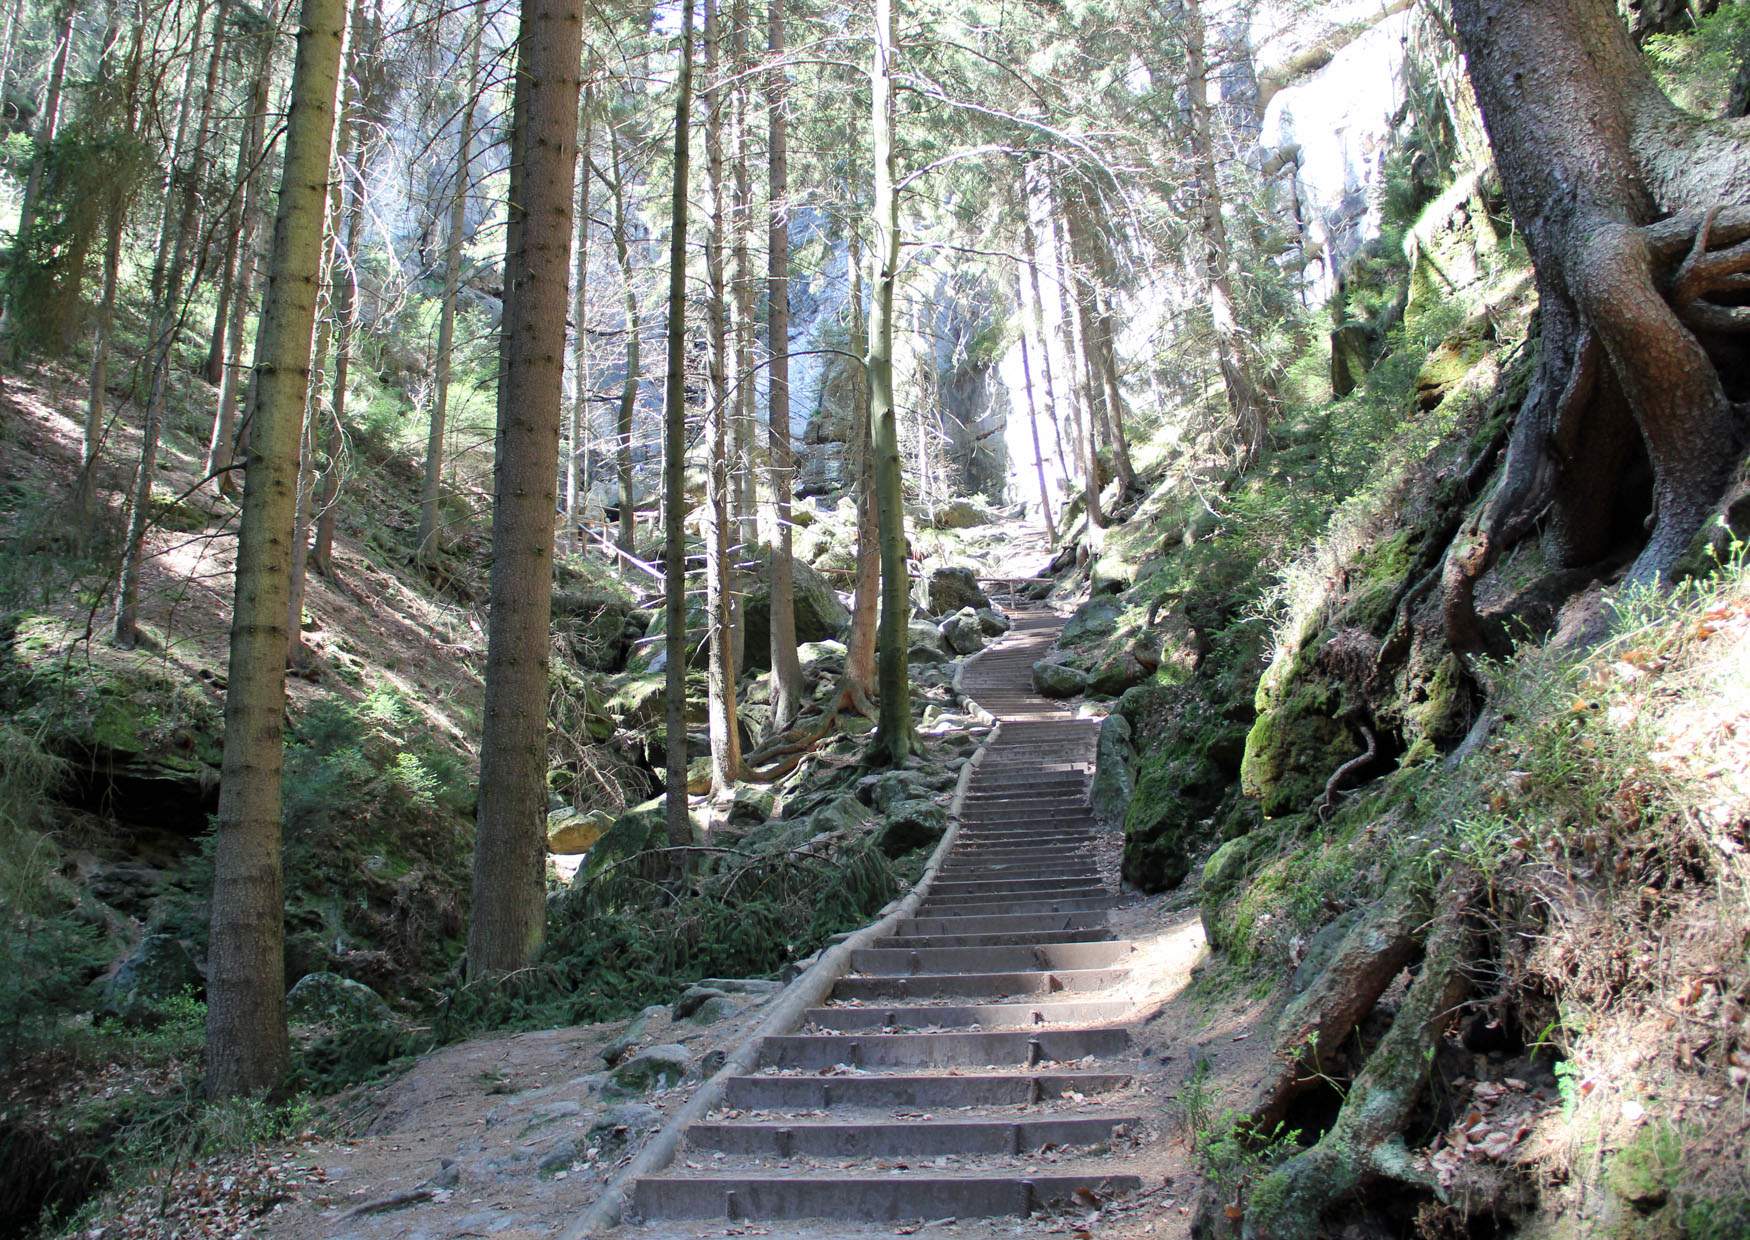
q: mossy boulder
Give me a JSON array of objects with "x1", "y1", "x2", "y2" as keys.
[
  {"x1": 1091, "y1": 714, "x2": 1136, "y2": 831},
  {"x1": 101, "y1": 934, "x2": 200, "y2": 1023},
  {"x1": 552, "y1": 590, "x2": 633, "y2": 671},
  {"x1": 876, "y1": 798, "x2": 948, "y2": 857},
  {"x1": 1122, "y1": 749, "x2": 1226, "y2": 892},
  {"x1": 929, "y1": 498, "x2": 996, "y2": 529},
  {"x1": 547, "y1": 807, "x2": 614, "y2": 854},
  {"x1": 1241, "y1": 643, "x2": 1360, "y2": 818},
  {"x1": 743, "y1": 549, "x2": 851, "y2": 670},
  {"x1": 607, "y1": 1043, "x2": 691, "y2": 1095},
  {"x1": 577, "y1": 796, "x2": 704, "y2": 885},
  {"x1": 939, "y1": 608, "x2": 986, "y2": 655},
  {"x1": 1088, "y1": 650, "x2": 1149, "y2": 697},
  {"x1": 1033, "y1": 660, "x2": 1089, "y2": 699},
  {"x1": 926, "y1": 566, "x2": 990, "y2": 614},
  {"x1": 286, "y1": 972, "x2": 394, "y2": 1026},
  {"x1": 974, "y1": 607, "x2": 1010, "y2": 636},
  {"x1": 1061, "y1": 597, "x2": 1122, "y2": 646}
]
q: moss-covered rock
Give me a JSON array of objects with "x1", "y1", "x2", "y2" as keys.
[
  {"x1": 1240, "y1": 639, "x2": 1360, "y2": 818},
  {"x1": 742, "y1": 549, "x2": 851, "y2": 670},
  {"x1": 1061, "y1": 597, "x2": 1122, "y2": 646},
  {"x1": 877, "y1": 799, "x2": 948, "y2": 857},
  {"x1": 1033, "y1": 660, "x2": 1089, "y2": 698}
]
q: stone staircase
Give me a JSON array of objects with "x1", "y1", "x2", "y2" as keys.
[{"x1": 628, "y1": 611, "x2": 1145, "y2": 1226}]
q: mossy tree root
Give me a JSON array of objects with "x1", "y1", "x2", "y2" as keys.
[
  {"x1": 1240, "y1": 883, "x2": 1476, "y2": 1240},
  {"x1": 1250, "y1": 876, "x2": 1429, "y2": 1134}
]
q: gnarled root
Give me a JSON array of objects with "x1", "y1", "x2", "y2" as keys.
[
  {"x1": 1316, "y1": 724, "x2": 1378, "y2": 821},
  {"x1": 1249, "y1": 877, "x2": 1430, "y2": 1134},
  {"x1": 1240, "y1": 883, "x2": 1476, "y2": 1240}
]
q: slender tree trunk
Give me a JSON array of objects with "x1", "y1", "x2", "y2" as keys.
[
  {"x1": 1185, "y1": 0, "x2": 1270, "y2": 468},
  {"x1": 466, "y1": 0, "x2": 585, "y2": 978},
  {"x1": 1016, "y1": 287, "x2": 1056, "y2": 545},
  {"x1": 702, "y1": 0, "x2": 741, "y2": 788},
  {"x1": 206, "y1": 28, "x2": 275, "y2": 493},
  {"x1": 416, "y1": 0, "x2": 484, "y2": 560},
  {"x1": 662, "y1": 0, "x2": 697, "y2": 848},
  {"x1": 608, "y1": 121, "x2": 641, "y2": 559},
  {"x1": 763, "y1": 0, "x2": 804, "y2": 735},
  {"x1": 204, "y1": 28, "x2": 275, "y2": 387},
  {"x1": 76, "y1": 20, "x2": 145, "y2": 529},
  {"x1": 869, "y1": 0, "x2": 910, "y2": 766},
  {"x1": 843, "y1": 223, "x2": 878, "y2": 699},
  {"x1": 1020, "y1": 204, "x2": 1069, "y2": 478},
  {"x1": 286, "y1": 54, "x2": 351, "y2": 664},
  {"x1": 114, "y1": 0, "x2": 221, "y2": 648},
  {"x1": 5, "y1": 0, "x2": 76, "y2": 341},
  {"x1": 204, "y1": 0, "x2": 347, "y2": 1100},
  {"x1": 567, "y1": 83, "x2": 595, "y2": 534},
  {"x1": 728, "y1": 0, "x2": 756, "y2": 561},
  {"x1": 0, "y1": 0, "x2": 26, "y2": 110},
  {"x1": 1050, "y1": 195, "x2": 1102, "y2": 530}
]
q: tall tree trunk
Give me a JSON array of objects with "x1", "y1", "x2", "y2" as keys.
[
  {"x1": 1020, "y1": 204, "x2": 1069, "y2": 478},
  {"x1": 567, "y1": 82, "x2": 595, "y2": 535},
  {"x1": 764, "y1": 0, "x2": 803, "y2": 735},
  {"x1": 76, "y1": 18, "x2": 145, "y2": 529},
  {"x1": 1051, "y1": 194, "x2": 1102, "y2": 530},
  {"x1": 728, "y1": 0, "x2": 756, "y2": 564},
  {"x1": 1016, "y1": 287, "x2": 1056, "y2": 545},
  {"x1": 204, "y1": 26, "x2": 275, "y2": 387},
  {"x1": 1060, "y1": 195, "x2": 1133, "y2": 500},
  {"x1": 843, "y1": 223, "x2": 878, "y2": 700},
  {"x1": 206, "y1": 26, "x2": 276, "y2": 495},
  {"x1": 204, "y1": 0, "x2": 347, "y2": 1100},
  {"x1": 114, "y1": 0, "x2": 222, "y2": 649},
  {"x1": 1441, "y1": 0, "x2": 1750, "y2": 624},
  {"x1": 1185, "y1": 0, "x2": 1271, "y2": 469},
  {"x1": 466, "y1": 0, "x2": 585, "y2": 978},
  {"x1": 5, "y1": 0, "x2": 76, "y2": 345},
  {"x1": 661, "y1": 0, "x2": 696, "y2": 849},
  {"x1": 869, "y1": 0, "x2": 910, "y2": 766},
  {"x1": 416, "y1": 0, "x2": 484, "y2": 560},
  {"x1": 608, "y1": 120, "x2": 641, "y2": 559},
  {"x1": 286, "y1": 53, "x2": 352, "y2": 665},
  {"x1": 0, "y1": 0, "x2": 26, "y2": 109},
  {"x1": 702, "y1": 0, "x2": 740, "y2": 788}
]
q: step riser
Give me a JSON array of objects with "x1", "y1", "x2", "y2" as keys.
[
  {"x1": 632, "y1": 1173, "x2": 1146, "y2": 1222},
  {"x1": 805, "y1": 999, "x2": 1132, "y2": 1031},
  {"x1": 893, "y1": 912, "x2": 1109, "y2": 936},
  {"x1": 915, "y1": 897, "x2": 1113, "y2": 919},
  {"x1": 850, "y1": 941, "x2": 1132, "y2": 976},
  {"x1": 684, "y1": 1115, "x2": 1137, "y2": 1156},
  {"x1": 878, "y1": 929, "x2": 1115, "y2": 950},
  {"x1": 928, "y1": 875, "x2": 1105, "y2": 893},
  {"x1": 830, "y1": 966, "x2": 1130, "y2": 1001}
]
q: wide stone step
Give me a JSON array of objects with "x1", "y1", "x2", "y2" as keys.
[
  {"x1": 805, "y1": 998, "x2": 1133, "y2": 1031},
  {"x1": 849, "y1": 940, "x2": 1134, "y2": 976},
  {"x1": 913, "y1": 894, "x2": 1115, "y2": 919},
  {"x1": 632, "y1": 1170, "x2": 1145, "y2": 1221},
  {"x1": 720, "y1": 1070, "x2": 1133, "y2": 1111},
  {"x1": 877, "y1": 927, "x2": 1113, "y2": 950},
  {"x1": 831, "y1": 966, "x2": 1129, "y2": 1001},
  {"x1": 684, "y1": 1113, "x2": 1139, "y2": 1156},
  {"x1": 938, "y1": 856, "x2": 1098, "y2": 875},
  {"x1": 925, "y1": 876, "x2": 1107, "y2": 899},
  {"x1": 757, "y1": 1026, "x2": 1130, "y2": 1070},
  {"x1": 893, "y1": 911, "x2": 1109, "y2": 937},
  {"x1": 953, "y1": 833, "x2": 1099, "y2": 849}
]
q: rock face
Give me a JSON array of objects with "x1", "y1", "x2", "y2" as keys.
[
  {"x1": 929, "y1": 497, "x2": 997, "y2": 529},
  {"x1": 939, "y1": 608, "x2": 987, "y2": 656},
  {"x1": 102, "y1": 934, "x2": 200, "y2": 1022},
  {"x1": 927, "y1": 566, "x2": 991, "y2": 615},
  {"x1": 286, "y1": 972, "x2": 394, "y2": 1025},
  {"x1": 742, "y1": 549, "x2": 851, "y2": 671},
  {"x1": 1033, "y1": 660, "x2": 1090, "y2": 699},
  {"x1": 607, "y1": 1043, "x2": 691, "y2": 1095},
  {"x1": 547, "y1": 807, "x2": 614, "y2": 854},
  {"x1": 876, "y1": 799, "x2": 950, "y2": 858}
]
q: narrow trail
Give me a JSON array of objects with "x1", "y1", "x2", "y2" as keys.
[{"x1": 623, "y1": 609, "x2": 1160, "y2": 1231}]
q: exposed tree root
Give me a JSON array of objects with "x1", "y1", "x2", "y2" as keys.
[
  {"x1": 1249, "y1": 877, "x2": 1430, "y2": 1134},
  {"x1": 1316, "y1": 724, "x2": 1378, "y2": 821},
  {"x1": 1240, "y1": 884, "x2": 1476, "y2": 1240}
]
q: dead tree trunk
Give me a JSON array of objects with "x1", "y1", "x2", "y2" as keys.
[{"x1": 1443, "y1": 0, "x2": 1750, "y2": 638}]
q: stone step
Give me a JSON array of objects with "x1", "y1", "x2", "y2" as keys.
[
  {"x1": 757, "y1": 1026, "x2": 1129, "y2": 1070},
  {"x1": 919, "y1": 888, "x2": 1113, "y2": 911},
  {"x1": 877, "y1": 927, "x2": 1114, "y2": 950},
  {"x1": 683, "y1": 1113, "x2": 1139, "y2": 1157},
  {"x1": 720, "y1": 1070, "x2": 1133, "y2": 1111},
  {"x1": 924, "y1": 876, "x2": 1107, "y2": 899},
  {"x1": 849, "y1": 939, "x2": 1135, "y2": 976},
  {"x1": 892, "y1": 911, "x2": 1109, "y2": 937},
  {"x1": 805, "y1": 998, "x2": 1133, "y2": 1031},
  {"x1": 830, "y1": 966, "x2": 1129, "y2": 1001},
  {"x1": 913, "y1": 894, "x2": 1115, "y2": 919},
  {"x1": 632, "y1": 1170, "x2": 1145, "y2": 1221}
]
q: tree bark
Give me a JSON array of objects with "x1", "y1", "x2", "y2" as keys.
[
  {"x1": 662, "y1": 0, "x2": 696, "y2": 849},
  {"x1": 568, "y1": 81, "x2": 595, "y2": 534},
  {"x1": 466, "y1": 0, "x2": 584, "y2": 977},
  {"x1": 1184, "y1": 0, "x2": 1271, "y2": 470},
  {"x1": 416, "y1": 0, "x2": 484, "y2": 561},
  {"x1": 608, "y1": 120, "x2": 641, "y2": 560},
  {"x1": 204, "y1": 21, "x2": 276, "y2": 388},
  {"x1": 1020, "y1": 203, "x2": 1070, "y2": 484},
  {"x1": 702, "y1": 0, "x2": 741, "y2": 789},
  {"x1": 114, "y1": 0, "x2": 224, "y2": 649},
  {"x1": 764, "y1": 0, "x2": 804, "y2": 736},
  {"x1": 4, "y1": 0, "x2": 76, "y2": 348},
  {"x1": 204, "y1": 0, "x2": 347, "y2": 1099},
  {"x1": 206, "y1": 25, "x2": 276, "y2": 497},
  {"x1": 843, "y1": 223, "x2": 878, "y2": 700},
  {"x1": 1016, "y1": 282, "x2": 1056, "y2": 545},
  {"x1": 1063, "y1": 202, "x2": 1134, "y2": 496},
  {"x1": 869, "y1": 0, "x2": 911, "y2": 766},
  {"x1": 1443, "y1": 0, "x2": 1750, "y2": 619},
  {"x1": 1052, "y1": 190, "x2": 1103, "y2": 530},
  {"x1": 76, "y1": 19, "x2": 145, "y2": 529}
]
